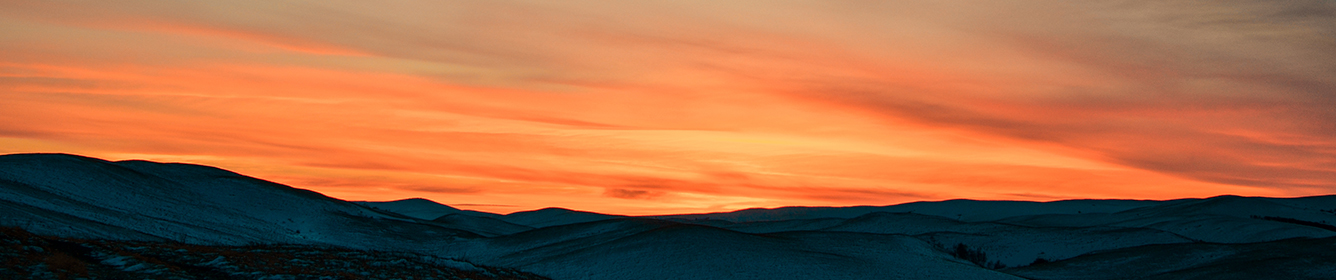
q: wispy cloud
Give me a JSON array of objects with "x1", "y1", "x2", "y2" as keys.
[{"x1": 0, "y1": 0, "x2": 1328, "y2": 215}]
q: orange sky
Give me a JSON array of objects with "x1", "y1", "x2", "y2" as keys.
[{"x1": 1, "y1": 1, "x2": 1333, "y2": 215}]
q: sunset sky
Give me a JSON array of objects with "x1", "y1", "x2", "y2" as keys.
[{"x1": 1, "y1": 1, "x2": 1333, "y2": 215}]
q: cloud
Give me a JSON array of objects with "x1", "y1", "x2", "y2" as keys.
[
  {"x1": 787, "y1": 187, "x2": 936, "y2": 204},
  {"x1": 0, "y1": 0, "x2": 1329, "y2": 215},
  {"x1": 603, "y1": 188, "x2": 663, "y2": 200},
  {"x1": 396, "y1": 185, "x2": 481, "y2": 194},
  {"x1": 762, "y1": 0, "x2": 1336, "y2": 192}
]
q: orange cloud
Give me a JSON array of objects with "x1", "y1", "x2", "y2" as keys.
[{"x1": 0, "y1": 0, "x2": 1330, "y2": 215}]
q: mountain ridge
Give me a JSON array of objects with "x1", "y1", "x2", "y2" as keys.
[{"x1": 3, "y1": 153, "x2": 1335, "y2": 279}]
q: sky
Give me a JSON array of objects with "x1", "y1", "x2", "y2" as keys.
[{"x1": 1, "y1": 0, "x2": 1333, "y2": 215}]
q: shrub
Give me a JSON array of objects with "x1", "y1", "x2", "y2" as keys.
[{"x1": 952, "y1": 243, "x2": 989, "y2": 267}]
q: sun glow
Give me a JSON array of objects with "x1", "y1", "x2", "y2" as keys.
[{"x1": 1, "y1": 1, "x2": 1330, "y2": 215}]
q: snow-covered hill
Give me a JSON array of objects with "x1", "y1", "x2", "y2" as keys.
[
  {"x1": 1004, "y1": 236, "x2": 1336, "y2": 279},
  {"x1": 467, "y1": 218, "x2": 1023, "y2": 280},
  {"x1": 652, "y1": 195, "x2": 1336, "y2": 267},
  {"x1": 997, "y1": 195, "x2": 1336, "y2": 243},
  {"x1": 656, "y1": 199, "x2": 1160, "y2": 223},
  {"x1": 4, "y1": 153, "x2": 1335, "y2": 279},
  {"x1": 816, "y1": 212, "x2": 1194, "y2": 267},
  {"x1": 0, "y1": 153, "x2": 478, "y2": 253},
  {"x1": 356, "y1": 198, "x2": 501, "y2": 220},
  {"x1": 499, "y1": 207, "x2": 623, "y2": 228},
  {"x1": 433, "y1": 214, "x2": 534, "y2": 237}
]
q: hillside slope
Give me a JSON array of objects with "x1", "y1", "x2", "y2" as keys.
[
  {"x1": 0, "y1": 227, "x2": 548, "y2": 280},
  {"x1": 500, "y1": 208, "x2": 623, "y2": 228},
  {"x1": 356, "y1": 198, "x2": 501, "y2": 220},
  {"x1": 998, "y1": 195, "x2": 1336, "y2": 243},
  {"x1": 0, "y1": 153, "x2": 478, "y2": 253},
  {"x1": 469, "y1": 219, "x2": 1023, "y2": 280},
  {"x1": 1004, "y1": 236, "x2": 1336, "y2": 279},
  {"x1": 6, "y1": 153, "x2": 1335, "y2": 280}
]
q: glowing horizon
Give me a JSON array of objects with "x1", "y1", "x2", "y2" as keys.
[{"x1": 2, "y1": 1, "x2": 1333, "y2": 215}]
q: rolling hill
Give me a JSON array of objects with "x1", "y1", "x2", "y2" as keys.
[
  {"x1": 3, "y1": 153, "x2": 1335, "y2": 279},
  {"x1": 0, "y1": 153, "x2": 480, "y2": 252}
]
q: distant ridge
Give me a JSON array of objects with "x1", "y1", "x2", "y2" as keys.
[
  {"x1": 499, "y1": 207, "x2": 624, "y2": 228},
  {"x1": 355, "y1": 198, "x2": 501, "y2": 220},
  {"x1": 4, "y1": 153, "x2": 1336, "y2": 279},
  {"x1": 651, "y1": 199, "x2": 1164, "y2": 223}
]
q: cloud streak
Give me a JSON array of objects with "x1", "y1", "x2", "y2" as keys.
[{"x1": 0, "y1": 0, "x2": 1330, "y2": 214}]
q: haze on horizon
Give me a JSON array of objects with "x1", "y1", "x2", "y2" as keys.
[{"x1": 1, "y1": 0, "x2": 1333, "y2": 215}]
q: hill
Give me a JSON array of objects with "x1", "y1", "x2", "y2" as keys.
[
  {"x1": 4, "y1": 153, "x2": 1336, "y2": 279},
  {"x1": 0, "y1": 153, "x2": 480, "y2": 253}
]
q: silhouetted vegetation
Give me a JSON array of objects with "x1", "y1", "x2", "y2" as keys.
[
  {"x1": 1029, "y1": 257, "x2": 1050, "y2": 266},
  {"x1": 0, "y1": 227, "x2": 549, "y2": 280},
  {"x1": 950, "y1": 243, "x2": 1005, "y2": 269},
  {"x1": 1251, "y1": 216, "x2": 1336, "y2": 232}
]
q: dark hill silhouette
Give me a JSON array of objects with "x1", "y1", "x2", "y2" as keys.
[{"x1": 4, "y1": 153, "x2": 1335, "y2": 279}]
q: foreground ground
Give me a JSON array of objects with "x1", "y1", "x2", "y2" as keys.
[{"x1": 0, "y1": 227, "x2": 549, "y2": 280}]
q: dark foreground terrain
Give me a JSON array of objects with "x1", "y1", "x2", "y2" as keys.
[{"x1": 0, "y1": 227, "x2": 548, "y2": 280}]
